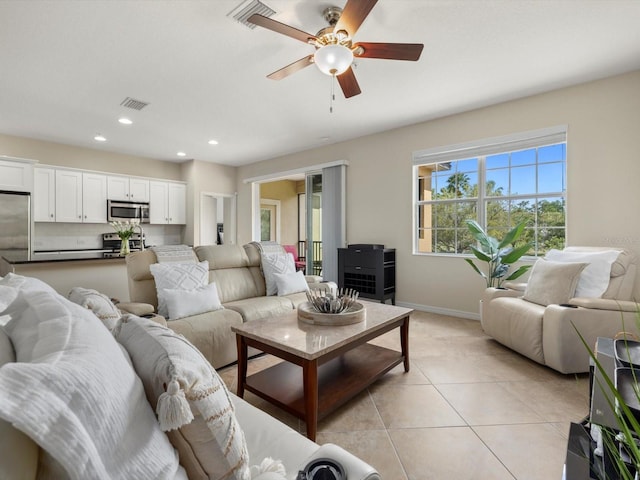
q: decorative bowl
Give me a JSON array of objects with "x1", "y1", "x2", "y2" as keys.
[{"x1": 297, "y1": 301, "x2": 365, "y2": 326}]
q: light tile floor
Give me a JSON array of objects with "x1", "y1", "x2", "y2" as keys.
[{"x1": 218, "y1": 310, "x2": 590, "y2": 480}]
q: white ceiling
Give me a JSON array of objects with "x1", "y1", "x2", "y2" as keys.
[{"x1": 1, "y1": 0, "x2": 639, "y2": 167}]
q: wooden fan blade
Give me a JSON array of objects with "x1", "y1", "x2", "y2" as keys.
[
  {"x1": 267, "y1": 55, "x2": 314, "y2": 80},
  {"x1": 334, "y1": 0, "x2": 378, "y2": 37},
  {"x1": 247, "y1": 14, "x2": 317, "y2": 44},
  {"x1": 337, "y1": 67, "x2": 362, "y2": 98},
  {"x1": 353, "y1": 42, "x2": 424, "y2": 61}
]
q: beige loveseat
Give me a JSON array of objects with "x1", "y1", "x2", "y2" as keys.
[
  {"x1": 126, "y1": 243, "x2": 327, "y2": 369},
  {"x1": 481, "y1": 247, "x2": 639, "y2": 374},
  {"x1": 0, "y1": 274, "x2": 379, "y2": 480}
]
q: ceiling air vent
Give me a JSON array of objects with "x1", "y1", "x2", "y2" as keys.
[
  {"x1": 120, "y1": 97, "x2": 149, "y2": 110},
  {"x1": 228, "y1": 0, "x2": 275, "y2": 29}
]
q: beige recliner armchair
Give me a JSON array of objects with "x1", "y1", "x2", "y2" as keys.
[{"x1": 481, "y1": 247, "x2": 638, "y2": 374}]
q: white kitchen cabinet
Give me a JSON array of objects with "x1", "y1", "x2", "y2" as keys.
[
  {"x1": 53, "y1": 170, "x2": 106, "y2": 223},
  {"x1": 168, "y1": 183, "x2": 186, "y2": 224},
  {"x1": 82, "y1": 173, "x2": 107, "y2": 223},
  {"x1": 0, "y1": 156, "x2": 35, "y2": 193},
  {"x1": 149, "y1": 180, "x2": 186, "y2": 224},
  {"x1": 55, "y1": 170, "x2": 83, "y2": 223},
  {"x1": 34, "y1": 167, "x2": 56, "y2": 222},
  {"x1": 107, "y1": 176, "x2": 149, "y2": 202}
]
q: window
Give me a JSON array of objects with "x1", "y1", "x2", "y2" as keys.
[{"x1": 413, "y1": 126, "x2": 566, "y2": 256}]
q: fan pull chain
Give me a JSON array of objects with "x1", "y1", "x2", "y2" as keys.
[{"x1": 330, "y1": 74, "x2": 336, "y2": 114}]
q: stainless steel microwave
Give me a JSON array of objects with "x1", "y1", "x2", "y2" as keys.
[{"x1": 107, "y1": 200, "x2": 150, "y2": 223}]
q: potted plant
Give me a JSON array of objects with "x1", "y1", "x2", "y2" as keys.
[{"x1": 464, "y1": 219, "x2": 533, "y2": 288}]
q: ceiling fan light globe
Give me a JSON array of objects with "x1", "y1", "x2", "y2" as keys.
[{"x1": 314, "y1": 44, "x2": 353, "y2": 76}]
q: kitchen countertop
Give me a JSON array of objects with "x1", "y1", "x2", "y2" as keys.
[{"x1": 1, "y1": 249, "x2": 127, "y2": 264}]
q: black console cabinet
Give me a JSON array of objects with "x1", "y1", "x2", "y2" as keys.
[{"x1": 338, "y1": 244, "x2": 396, "y2": 304}]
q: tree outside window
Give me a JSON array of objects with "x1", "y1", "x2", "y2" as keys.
[{"x1": 415, "y1": 141, "x2": 566, "y2": 256}]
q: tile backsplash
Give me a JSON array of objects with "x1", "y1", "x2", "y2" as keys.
[{"x1": 33, "y1": 223, "x2": 183, "y2": 251}]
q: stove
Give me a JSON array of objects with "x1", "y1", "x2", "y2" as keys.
[{"x1": 102, "y1": 232, "x2": 145, "y2": 258}]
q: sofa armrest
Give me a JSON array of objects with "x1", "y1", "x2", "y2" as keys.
[
  {"x1": 481, "y1": 287, "x2": 523, "y2": 303},
  {"x1": 568, "y1": 297, "x2": 638, "y2": 312},
  {"x1": 301, "y1": 443, "x2": 380, "y2": 480},
  {"x1": 308, "y1": 281, "x2": 338, "y2": 293},
  {"x1": 117, "y1": 301, "x2": 155, "y2": 316},
  {"x1": 305, "y1": 275, "x2": 324, "y2": 284},
  {"x1": 502, "y1": 282, "x2": 527, "y2": 292},
  {"x1": 252, "y1": 473, "x2": 286, "y2": 480}
]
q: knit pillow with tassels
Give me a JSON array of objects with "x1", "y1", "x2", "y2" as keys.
[{"x1": 114, "y1": 315, "x2": 284, "y2": 480}]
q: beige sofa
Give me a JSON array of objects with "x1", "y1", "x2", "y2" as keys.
[
  {"x1": 0, "y1": 274, "x2": 379, "y2": 480},
  {"x1": 481, "y1": 247, "x2": 639, "y2": 374},
  {"x1": 126, "y1": 243, "x2": 327, "y2": 369}
]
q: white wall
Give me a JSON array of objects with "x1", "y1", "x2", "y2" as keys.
[{"x1": 237, "y1": 70, "x2": 640, "y2": 317}]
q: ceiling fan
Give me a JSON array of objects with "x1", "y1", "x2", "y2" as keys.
[{"x1": 247, "y1": 0, "x2": 424, "y2": 98}]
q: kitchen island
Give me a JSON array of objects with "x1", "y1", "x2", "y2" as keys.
[{"x1": 1, "y1": 252, "x2": 130, "y2": 302}]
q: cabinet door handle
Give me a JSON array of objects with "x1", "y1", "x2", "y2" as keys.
[
  {"x1": 78, "y1": 215, "x2": 81, "y2": 219},
  {"x1": 355, "y1": 266, "x2": 362, "y2": 270},
  {"x1": 50, "y1": 213, "x2": 54, "y2": 218}
]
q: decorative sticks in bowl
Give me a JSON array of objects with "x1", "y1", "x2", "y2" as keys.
[{"x1": 305, "y1": 288, "x2": 359, "y2": 314}]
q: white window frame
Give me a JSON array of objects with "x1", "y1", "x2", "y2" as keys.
[{"x1": 412, "y1": 126, "x2": 567, "y2": 256}]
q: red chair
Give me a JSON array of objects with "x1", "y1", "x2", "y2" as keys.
[{"x1": 283, "y1": 244, "x2": 306, "y2": 272}]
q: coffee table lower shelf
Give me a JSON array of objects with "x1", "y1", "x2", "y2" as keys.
[{"x1": 243, "y1": 343, "x2": 402, "y2": 427}]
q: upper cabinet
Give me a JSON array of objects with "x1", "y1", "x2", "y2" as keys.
[
  {"x1": 55, "y1": 170, "x2": 83, "y2": 223},
  {"x1": 0, "y1": 156, "x2": 36, "y2": 193},
  {"x1": 38, "y1": 169, "x2": 107, "y2": 223},
  {"x1": 149, "y1": 180, "x2": 186, "y2": 224},
  {"x1": 34, "y1": 166, "x2": 184, "y2": 226},
  {"x1": 82, "y1": 173, "x2": 107, "y2": 223},
  {"x1": 107, "y1": 176, "x2": 149, "y2": 202},
  {"x1": 34, "y1": 167, "x2": 56, "y2": 222}
]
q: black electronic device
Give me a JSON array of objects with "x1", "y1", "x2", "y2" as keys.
[{"x1": 296, "y1": 458, "x2": 345, "y2": 480}]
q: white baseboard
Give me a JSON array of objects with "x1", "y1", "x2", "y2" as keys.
[{"x1": 394, "y1": 301, "x2": 480, "y2": 321}]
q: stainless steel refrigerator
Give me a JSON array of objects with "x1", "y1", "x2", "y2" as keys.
[{"x1": 0, "y1": 191, "x2": 30, "y2": 262}]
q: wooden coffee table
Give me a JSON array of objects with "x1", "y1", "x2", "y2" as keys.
[{"x1": 232, "y1": 301, "x2": 412, "y2": 441}]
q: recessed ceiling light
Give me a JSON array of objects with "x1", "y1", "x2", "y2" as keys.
[
  {"x1": 208, "y1": 139, "x2": 219, "y2": 145},
  {"x1": 94, "y1": 135, "x2": 107, "y2": 142},
  {"x1": 177, "y1": 152, "x2": 186, "y2": 157},
  {"x1": 118, "y1": 117, "x2": 133, "y2": 125}
]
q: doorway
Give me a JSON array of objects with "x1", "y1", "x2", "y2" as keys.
[
  {"x1": 199, "y1": 192, "x2": 237, "y2": 246},
  {"x1": 260, "y1": 199, "x2": 280, "y2": 242}
]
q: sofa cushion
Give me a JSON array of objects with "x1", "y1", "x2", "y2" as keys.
[
  {"x1": 544, "y1": 249, "x2": 621, "y2": 298},
  {"x1": 150, "y1": 260, "x2": 210, "y2": 318},
  {"x1": 224, "y1": 296, "x2": 295, "y2": 322},
  {"x1": 68, "y1": 286, "x2": 121, "y2": 330},
  {"x1": 0, "y1": 280, "x2": 185, "y2": 479},
  {"x1": 162, "y1": 282, "x2": 223, "y2": 320},
  {"x1": 523, "y1": 259, "x2": 587, "y2": 306},
  {"x1": 262, "y1": 252, "x2": 295, "y2": 296},
  {"x1": 114, "y1": 315, "x2": 250, "y2": 480},
  {"x1": 0, "y1": 327, "x2": 39, "y2": 480}
]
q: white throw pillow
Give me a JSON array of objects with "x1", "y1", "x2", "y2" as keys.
[
  {"x1": 114, "y1": 315, "x2": 252, "y2": 480},
  {"x1": 68, "y1": 286, "x2": 121, "y2": 330},
  {"x1": 523, "y1": 259, "x2": 588, "y2": 306},
  {"x1": 261, "y1": 252, "x2": 295, "y2": 296},
  {"x1": 0, "y1": 288, "x2": 186, "y2": 480},
  {"x1": 162, "y1": 282, "x2": 223, "y2": 320},
  {"x1": 150, "y1": 261, "x2": 209, "y2": 318},
  {"x1": 274, "y1": 271, "x2": 309, "y2": 296},
  {"x1": 0, "y1": 285, "x2": 18, "y2": 315},
  {"x1": 544, "y1": 249, "x2": 620, "y2": 297}
]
